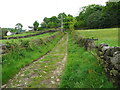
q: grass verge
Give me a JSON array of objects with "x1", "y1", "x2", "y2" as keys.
[{"x1": 59, "y1": 33, "x2": 114, "y2": 88}]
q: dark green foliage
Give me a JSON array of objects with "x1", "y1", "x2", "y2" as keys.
[
  {"x1": 0, "y1": 28, "x2": 17, "y2": 39},
  {"x1": 75, "y1": 4, "x2": 103, "y2": 29},
  {"x1": 15, "y1": 23, "x2": 23, "y2": 30},
  {"x1": 38, "y1": 1, "x2": 120, "y2": 30},
  {"x1": 1, "y1": 29, "x2": 8, "y2": 39},
  {"x1": 75, "y1": 1, "x2": 120, "y2": 29},
  {"x1": 87, "y1": 11, "x2": 104, "y2": 28},
  {"x1": 40, "y1": 1, "x2": 120, "y2": 30},
  {"x1": 40, "y1": 12, "x2": 75, "y2": 31},
  {"x1": 41, "y1": 16, "x2": 60, "y2": 29},
  {"x1": 33, "y1": 21, "x2": 39, "y2": 31},
  {"x1": 102, "y1": 1, "x2": 120, "y2": 27},
  {"x1": 74, "y1": 20, "x2": 86, "y2": 29}
]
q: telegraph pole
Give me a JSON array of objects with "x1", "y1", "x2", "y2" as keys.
[{"x1": 61, "y1": 15, "x2": 63, "y2": 32}]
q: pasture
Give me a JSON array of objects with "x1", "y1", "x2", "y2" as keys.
[{"x1": 75, "y1": 28, "x2": 119, "y2": 46}]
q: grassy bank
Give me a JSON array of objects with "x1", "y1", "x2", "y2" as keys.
[
  {"x1": 2, "y1": 32, "x2": 64, "y2": 84},
  {"x1": 76, "y1": 28, "x2": 119, "y2": 46},
  {"x1": 2, "y1": 32, "x2": 55, "y2": 44},
  {"x1": 59, "y1": 33, "x2": 114, "y2": 88},
  {"x1": 4, "y1": 31, "x2": 40, "y2": 38}
]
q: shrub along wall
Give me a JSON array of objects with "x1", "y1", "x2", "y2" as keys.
[{"x1": 73, "y1": 33, "x2": 120, "y2": 88}]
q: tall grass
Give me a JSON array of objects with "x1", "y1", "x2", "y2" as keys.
[
  {"x1": 76, "y1": 28, "x2": 119, "y2": 46},
  {"x1": 2, "y1": 32, "x2": 64, "y2": 84},
  {"x1": 59, "y1": 33, "x2": 114, "y2": 88}
]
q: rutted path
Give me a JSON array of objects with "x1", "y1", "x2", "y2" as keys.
[{"x1": 5, "y1": 33, "x2": 68, "y2": 88}]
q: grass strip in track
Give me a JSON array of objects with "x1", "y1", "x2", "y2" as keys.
[{"x1": 59, "y1": 33, "x2": 114, "y2": 88}]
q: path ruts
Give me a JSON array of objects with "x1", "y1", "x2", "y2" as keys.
[{"x1": 5, "y1": 33, "x2": 68, "y2": 88}]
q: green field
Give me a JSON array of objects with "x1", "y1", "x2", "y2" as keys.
[{"x1": 75, "y1": 28, "x2": 119, "y2": 46}]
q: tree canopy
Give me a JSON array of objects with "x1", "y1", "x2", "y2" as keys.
[
  {"x1": 40, "y1": 1, "x2": 120, "y2": 30},
  {"x1": 33, "y1": 21, "x2": 39, "y2": 31},
  {"x1": 15, "y1": 23, "x2": 23, "y2": 30},
  {"x1": 74, "y1": 1, "x2": 120, "y2": 29}
]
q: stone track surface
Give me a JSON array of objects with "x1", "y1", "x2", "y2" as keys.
[{"x1": 5, "y1": 33, "x2": 68, "y2": 88}]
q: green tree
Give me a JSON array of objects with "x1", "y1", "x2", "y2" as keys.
[
  {"x1": 41, "y1": 22, "x2": 47, "y2": 28},
  {"x1": 102, "y1": 1, "x2": 120, "y2": 27},
  {"x1": 64, "y1": 15, "x2": 76, "y2": 31},
  {"x1": 33, "y1": 21, "x2": 39, "y2": 31},
  {"x1": 75, "y1": 4, "x2": 103, "y2": 29},
  {"x1": 41, "y1": 16, "x2": 60, "y2": 29},
  {"x1": 58, "y1": 12, "x2": 67, "y2": 20},
  {"x1": 0, "y1": 28, "x2": 7, "y2": 39},
  {"x1": 15, "y1": 23, "x2": 23, "y2": 33},
  {"x1": 50, "y1": 16, "x2": 60, "y2": 28},
  {"x1": 87, "y1": 11, "x2": 104, "y2": 28},
  {"x1": 15, "y1": 23, "x2": 23, "y2": 30},
  {"x1": 86, "y1": 2, "x2": 120, "y2": 28},
  {"x1": 43, "y1": 17, "x2": 50, "y2": 28}
]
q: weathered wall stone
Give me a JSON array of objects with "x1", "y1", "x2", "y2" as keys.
[{"x1": 111, "y1": 53, "x2": 120, "y2": 70}]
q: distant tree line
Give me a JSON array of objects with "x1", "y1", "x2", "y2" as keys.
[
  {"x1": 40, "y1": 13, "x2": 75, "y2": 31},
  {"x1": 39, "y1": 1, "x2": 120, "y2": 30},
  {"x1": 75, "y1": 1, "x2": 120, "y2": 29}
]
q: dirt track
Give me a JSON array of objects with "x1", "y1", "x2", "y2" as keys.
[{"x1": 5, "y1": 33, "x2": 68, "y2": 88}]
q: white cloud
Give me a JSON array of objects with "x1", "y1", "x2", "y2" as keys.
[{"x1": 0, "y1": 0, "x2": 108, "y2": 29}]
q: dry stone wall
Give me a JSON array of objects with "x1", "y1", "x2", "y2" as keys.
[
  {"x1": 97, "y1": 44, "x2": 120, "y2": 87},
  {"x1": 75, "y1": 36, "x2": 120, "y2": 87}
]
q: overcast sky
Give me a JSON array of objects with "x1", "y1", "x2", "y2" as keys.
[{"x1": 0, "y1": 0, "x2": 108, "y2": 29}]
